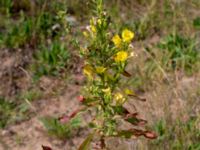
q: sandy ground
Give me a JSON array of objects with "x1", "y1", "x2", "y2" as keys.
[{"x1": 0, "y1": 84, "x2": 85, "y2": 150}]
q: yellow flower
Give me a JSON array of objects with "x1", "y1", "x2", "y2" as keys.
[
  {"x1": 122, "y1": 29, "x2": 134, "y2": 42},
  {"x1": 114, "y1": 92, "x2": 126, "y2": 104},
  {"x1": 102, "y1": 87, "x2": 111, "y2": 95},
  {"x1": 90, "y1": 25, "x2": 96, "y2": 33},
  {"x1": 112, "y1": 34, "x2": 122, "y2": 47},
  {"x1": 83, "y1": 65, "x2": 94, "y2": 79},
  {"x1": 114, "y1": 51, "x2": 128, "y2": 62},
  {"x1": 97, "y1": 19, "x2": 102, "y2": 26},
  {"x1": 96, "y1": 66, "x2": 106, "y2": 74}
]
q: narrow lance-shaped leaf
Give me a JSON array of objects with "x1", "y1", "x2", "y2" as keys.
[
  {"x1": 122, "y1": 70, "x2": 132, "y2": 77},
  {"x1": 124, "y1": 114, "x2": 147, "y2": 126},
  {"x1": 125, "y1": 89, "x2": 146, "y2": 101},
  {"x1": 144, "y1": 131, "x2": 157, "y2": 139},
  {"x1": 128, "y1": 94, "x2": 146, "y2": 102},
  {"x1": 82, "y1": 97, "x2": 100, "y2": 106},
  {"x1": 117, "y1": 129, "x2": 157, "y2": 139},
  {"x1": 78, "y1": 133, "x2": 94, "y2": 150},
  {"x1": 58, "y1": 106, "x2": 85, "y2": 124},
  {"x1": 112, "y1": 106, "x2": 130, "y2": 116}
]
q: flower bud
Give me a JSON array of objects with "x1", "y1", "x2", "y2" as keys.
[{"x1": 77, "y1": 95, "x2": 85, "y2": 102}]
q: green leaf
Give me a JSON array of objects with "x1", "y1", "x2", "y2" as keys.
[
  {"x1": 70, "y1": 116, "x2": 81, "y2": 128},
  {"x1": 117, "y1": 130, "x2": 133, "y2": 138},
  {"x1": 78, "y1": 133, "x2": 94, "y2": 150},
  {"x1": 82, "y1": 97, "x2": 99, "y2": 106},
  {"x1": 117, "y1": 129, "x2": 156, "y2": 139},
  {"x1": 126, "y1": 117, "x2": 140, "y2": 124},
  {"x1": 112, "y1": 106, "x2": 129, "y2": 115},
  {"x1": 124, "y1": 113, "x2": 147, "y2": 126},
  {"x1": 193, "y1": 17, "x2": 200, "y2": 29},
  {"x1": 122, "y1": 70, "x2": 132, "y2": 77}
]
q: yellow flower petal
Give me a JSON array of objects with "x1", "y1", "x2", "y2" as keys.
[
  {"x1": 114, "y1": 92, "x2": 123, "y2": 100},
  {"x1": 97, "y1": 19, "x2": 102, "y2": 26},
  {"x1": 122, "y1": 29, "x2": 134, "y2": 42},
  {"x1": 90, "y1": 25, "x2": 96, "y2": 33},
  {"x1": 102, "y1": 87, "x2": 111, "y2": 95},
  {"x1": 114, "y1": 51, "x2": 128, "y2": 62},
  {"x1": 83, "y1": 65, "x2": 94, "y2": 79},
  {"x1": 114, "y1": 92, "x2": 126, "y2": 104},
  {"x1": 112, "y1": 34, "x2": 122, "y2": 47}
]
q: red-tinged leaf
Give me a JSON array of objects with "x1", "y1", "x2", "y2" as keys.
[
  {"x1": 69, "y1": 106, "x2": 86, "y2": 119},
  {"x1": 125, "y1": 113, "x2": 138, "y2": 118},
  {"x1": 69, "y1": 109, "x2": 80, "y2": 118},
  {"x1": 144, "y1": 131, "x2": 157, "y2": 139},
  {"x1": 100, "y1": 137, "x2": 106, "y2": 149},
  {"x1": 42, "y1": 145, "x2": 52, "y2": 150},
  {"x1": 137, "y1": 119, "x2": 148, "y2": 126},
  {"x1": 130, "y1": 129, "x2": 157, "y2": 139},
  {"x1": 130, "y1": 129, "x2": 146, "y2": 137},
  {"x1": 78, "y1": 133, "x2": 94, "y2": 150},
  {"x1": 122, "y1": 70, "x2": 132, "y2": 77},
  {"x1": 117, "y1": 130, "x2": 134, "y2": 138},
  {"x1": 117, "y1": 129, "x2": 147, "y2": 138},
  {"x1": 59, "y1": 107, "x2": 85, "y2": 123},
  {"x1": 58, "y1": 115, "x2": 70, "y2": 124},
  {"x1": 117, "y1": 129, "x2": 157, "y2": 139}
]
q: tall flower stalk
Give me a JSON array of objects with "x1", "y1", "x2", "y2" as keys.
[{"x1": 77, "y1": 0, "x2": 156, "y2": 149}]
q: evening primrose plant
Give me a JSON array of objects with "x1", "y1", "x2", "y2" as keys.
[{"x1": 76, "y1": 0, "x2": 156, "y2": 149}]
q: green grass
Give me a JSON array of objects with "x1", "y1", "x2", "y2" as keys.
[
  {"x1": 31, "y1": 41, "x2": 71, "y2": 79},
  {"x1": 0, "y1": 97, "x2": 16, "y2": 128},
  {"x1": 0, "y1": 0, "x2": 69, "y2": 49},
  {"x1": 0, "y1": 11, "x2": 58, "y2": 49},
  {"x1": 0, "y1": 0, "x2": 12, "y2": 15},
  {"x1": 134, "y1": 33, "x2": 200, "y2": 88},
  {"x1": 0, "y1": 94, "x2": 40, "y2": 128},
  {"x1": 149, "y1": 117, "x2": 200, "y2": 150},
  {"x1": 18, "y1": 88, "x2": 42, "y2": 102},
  {"x1": 2, "y1": 16, "x2": 33, "y2": 48},
  {"x1": 193, "y1": 17, "x2": 200, "y2": 29},
  {"x1": 157, "y1": 34, "x2": 200, "y2": 74},
  {"x1": 40, "y1": 116, "x2": 81, "y2": 139}
]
